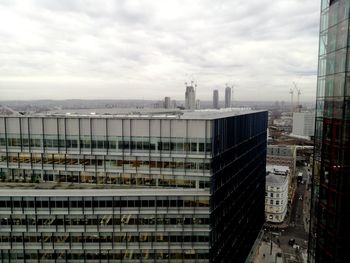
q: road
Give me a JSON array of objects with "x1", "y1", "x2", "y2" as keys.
[{"x1": 264, "y1": 166, "x2": 310, "y2": 262}]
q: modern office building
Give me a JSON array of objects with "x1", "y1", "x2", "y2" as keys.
[
  {"x1": 224, "y1": 87, "x2": 231, "y2": 108},
  {"x1": 213, "y1": 90, "x2": 219, "y2": 109},
  {"x1": 292, "y1": 112, "x2": 315, "y2": 138},
  {"x1": 309, "y1": 0, "x2": 350, "y2": 262},
  {"x1": 0, "y1": 109, "x2": 268, "y2": 263},
  {"x1": 185, "y1": 85, "x2": 196, "y2": 109},
  {"x1": 265, "y1": 172, "x2": 288, "y2": 223}
]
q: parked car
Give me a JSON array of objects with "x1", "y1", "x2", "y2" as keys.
[{"x1": 288, "y1": 238, "x2": 295, "y2": 246}]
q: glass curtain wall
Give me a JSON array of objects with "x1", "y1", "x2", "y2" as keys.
[{"x1": 309, "y1": 0, "x2": 350, "y2": 262}]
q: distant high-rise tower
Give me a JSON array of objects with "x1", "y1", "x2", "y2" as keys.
[
  {"x1": 164, "y1": 96, "x2": 171, "y2": 109},
  {"x1": 308, "y1": 0, "x2": 350, "y2": 262},
  {"x1": 195, "y1": 99, "x2": 201, "y2": 110},
  {"x1": 225, "y1": 86, "x2": 232, "y2": 108},
  {"x1": 213, "y1": 90, "x2": 219, "y2": 109},
  {"x1": 185, "y1": 84, "x2": 196, "y2": 109}
]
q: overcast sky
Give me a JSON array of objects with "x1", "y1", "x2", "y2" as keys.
[{"x1": 0, "y1": 0, "x2": 320, "y2": 102}]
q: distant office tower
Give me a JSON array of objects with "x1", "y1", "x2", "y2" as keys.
[
  {"x1": 292, "y1": 112, "x2": 315, "y2": 137},
  {"x1": 164, "y1": 96, "x2": 171, "y2": 109},
  {"x1": 213, "y1": 90, "x2": 219, "y2": 109},
  {"x1": 309, "y1": 1, "x2": 350, "y2": 262},
  {"x1": 225, "y1": 86, "x2": 231, "y2": 108},
  {"x1": 0, "y1": 108, "x2": 267, "y2": 262},
  {"x1": 195, "y1": 99, "x2": 201, "y2": 110},
  {"x1": 185, "y1": 85, "x2": 196, "y2": 109}
]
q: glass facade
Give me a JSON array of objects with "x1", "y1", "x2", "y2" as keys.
[
  {"x1": 309, "y1": 0, "x2": 350, "y2": 262},
  {"x1": 210, "y1": 112, "x2": 267, "y2": 262},
  {"x1": 0, "y1": 111, "x2": 267, "y2": 262},
  {"x1": 0, "y1": 192, "x2": 210, "y2": 263}
]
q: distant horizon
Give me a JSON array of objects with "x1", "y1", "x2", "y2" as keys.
[
  {"x1": 0, "y1": 98, "x2": 316, "y2": 104},
  {"x1": 0, "y1": 1, "x2": 319, "y2": 102}
]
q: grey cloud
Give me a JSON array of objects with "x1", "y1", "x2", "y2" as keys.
[{"x1": 0, "y1": 0, "x2": 320, "y2": 101}]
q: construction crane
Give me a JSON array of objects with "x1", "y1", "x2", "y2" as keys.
[
  {"x1": 289, "y1": 88, "x2": 294, "y2": 113},
  {"x1": 293, "y1": 82, "x2": 301, "y2": 112},
  {"x1": 290, "y1": 82, "x2": 302, "y2": 113}
]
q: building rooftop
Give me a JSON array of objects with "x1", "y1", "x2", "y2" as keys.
[
  {"x1": 2, "y1": 107, "x2": 264, "y2": 120},
  {"x1": 0, "y1": 188, "x2": 209, "y2": 197},
  {"x1": 266, "y1": 165, "x2": 290, "y2": 174},
  {"x1": 266, "y1": 174, "x2": 288, "y2": 186}
]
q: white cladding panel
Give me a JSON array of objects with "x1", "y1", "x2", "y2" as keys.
[
  {"x1": 29, "y1": 118, "x2": 42, "y2": 134},
  {"x1": 107, "y1": 119, "x2": 123, "y2": 136},
  {"x1": 0, "y1": 116, "x2": 214, "y2": 138},
  {"x1": 92, "y1": 119, "x2": 106, "y2": 136},
  {"x1": 80, "y1": 119, "x2": 91, "y2": 135},
  {"x1": 58, "y1": 119, "x2": 65, "y2": 135},
  {"x1": 161, "y1": 120, "x2": 171, "y2": 137},
  {"x1": 207, "y1": 121, "x2": 212, "y2": 138},
  {"x1": 43, "y1": 118, "x2": 57, "y2": 135},
  {"x1": 188, "y1": 120, "x2": 206, "y2": 138},
  {"x1": 6, "y1": 118, "x2": 20, "y2": 134},
  {"x1": 20, "y1": 118, "x2": 29, "y2": 135},
  {"x1": 131, "y1": 119, "x2": 149, "y2": 137},
  {"x1": 171, "y1": 120, "x2": 187, "y2": 137},
  {"x1": 122, "y1": 119, "x2": 131, "y2": 137},
  {"x1": 0, "y1": 118, "x2": 5, "y2": 133},
  {"x1": 66, "y1": 118, "x2": 79, "y2": 135},
  {"x1": 150, "y1": 119, "x2": 160, "y2": 137}
]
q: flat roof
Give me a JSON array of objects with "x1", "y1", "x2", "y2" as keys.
[
  {"x1": 266, "y1": 174, "x2": 288, "y2": 185},
  {"x1": 1, "y1": 108, "x2": 265, "y2": 120},
  {"x1": 0, "y1": 188, "x2": 209, "y2": 197},
  {"x1": 266, "y1": 165, "x2": 290, "y2": 173}
]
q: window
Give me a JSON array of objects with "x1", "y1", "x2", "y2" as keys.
[{"x1": 270, "y1": 193, "x2": 273, "y2": 197}]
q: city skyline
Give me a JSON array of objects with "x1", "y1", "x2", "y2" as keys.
[{"x1": 0, "y1": 0, "x2": 319, "y2": 101}]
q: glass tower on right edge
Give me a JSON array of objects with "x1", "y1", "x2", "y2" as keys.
[{"x1": 308, "y1": 0, "x2": 350, "y2": 262}]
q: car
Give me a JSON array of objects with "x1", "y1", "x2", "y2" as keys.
[{"x1": 288, "y1": 238, "x2": 295, "y2": 246}]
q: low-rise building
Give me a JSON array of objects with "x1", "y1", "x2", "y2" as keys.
[
  {"x1": 265, "y1": 173, "x2": 288, "y2": 223},
  {"x1": 267, "y1": 145, "x2": 296, "y2": 176}
]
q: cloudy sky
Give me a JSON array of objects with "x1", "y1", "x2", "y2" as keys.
[{"x1": 0, "y1": 0, "x2": 320, "y2": 102}]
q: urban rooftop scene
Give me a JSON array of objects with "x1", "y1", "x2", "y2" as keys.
[{"x1": 0, "y1": 0, "x2": 349, "y2": 263}]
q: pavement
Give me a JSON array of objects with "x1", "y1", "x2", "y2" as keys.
[{"x1": 254, "y1": 241, "x2": 283, "y2": 263}]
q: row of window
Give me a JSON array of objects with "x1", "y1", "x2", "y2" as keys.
[
  {"x1": 1, "y1": 169, "x2": 210, "y2": 189},
  {"x1": 266, "y1": 186, "x2": 285, "y2": 191},
  {"x1": 267, "y1": 214, "x2": 285, "y2": 221},
  {"x1": 0, "y1": 153, "x2": 211, "y2": 172},
  {"x1": 0, "y1": 249, "x2": 209, "y2": 260},
  {"x1": 266, "y1": 199, "x2": 284, "y2": 205},
  {"x1": 0, "y1": 214, "x2": 209, "y2": 227},
  {"x1": 0, "y1": 232, "x2": 209, "y2": 244},
  {"x1": 265, "y1": 192, "x2": 285, "y2": 198},
  {"x1": 0, "y1": 136, "x2": 212, "y2": 153},
  {"x1": 0, "y1": 197, "x2": 210, "y2": 209}
]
